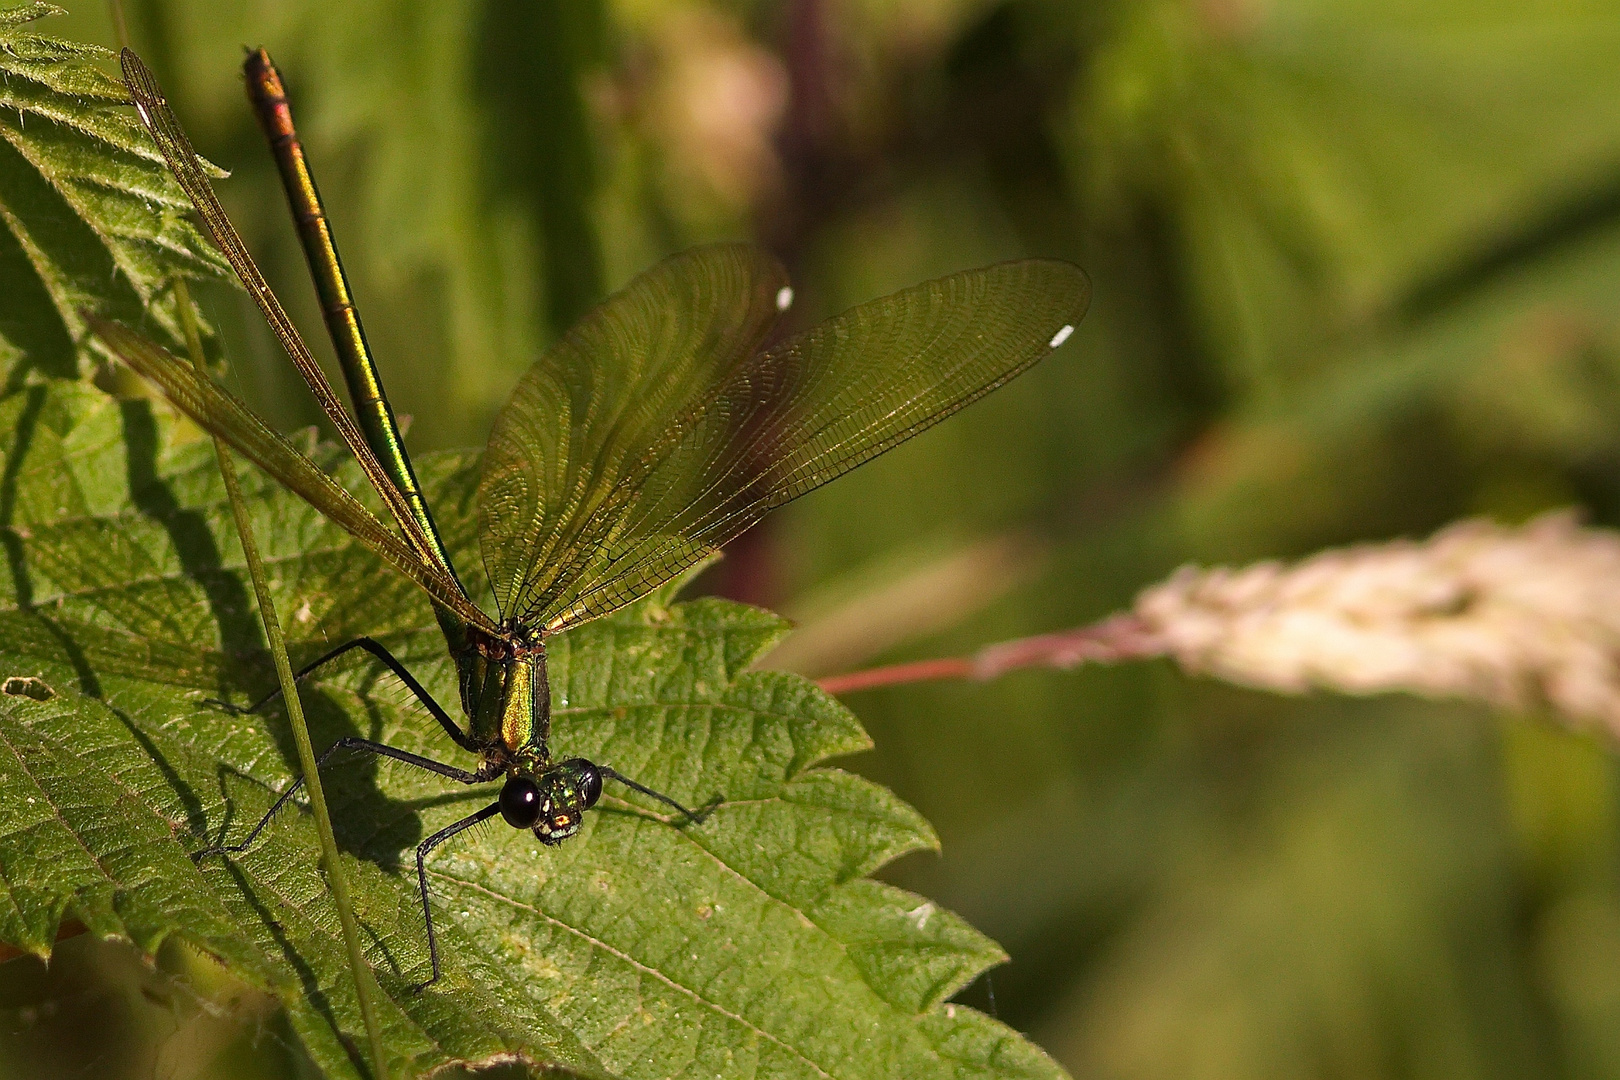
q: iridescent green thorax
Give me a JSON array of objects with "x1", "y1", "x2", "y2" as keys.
[
  {"x1": 454, "y1": 626, "x2": 600, "y2": 844},
  {"x1": 458, "y1": 629, "x2": 551, "y2": 769}
]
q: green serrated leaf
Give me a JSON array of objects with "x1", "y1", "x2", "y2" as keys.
[
  {"x1": 0, "y1": 689, "x2": 265, "y2": 967},
  {"x1": 0, "y1": 675, "x2": 611, "y2": 1080},
  {"x1": 0, "y1": 380, "x2": 1064, "y2": 1079},
  {"x1": 0, "y1": 3, "x2": 228, "y2": 381}
]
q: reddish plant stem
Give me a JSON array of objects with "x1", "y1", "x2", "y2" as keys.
[
  {"x1": 816, "y1": 656, "x2": 977, "y2": 694},
  {"x1": 816, "y1": 613, "x2": 1166, "y2": 695}
]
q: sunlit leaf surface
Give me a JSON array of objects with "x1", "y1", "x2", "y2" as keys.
[{"x1": 0, "y1": 380, "x2": 1061, "y2": 1080}]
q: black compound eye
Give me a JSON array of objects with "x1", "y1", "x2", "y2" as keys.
[
  {"x1": 571, "y1": 760, "x2": 603, "y2": 809},
  {"x1": 499, "y1": 777, "x2": 541, "y2": 828}
]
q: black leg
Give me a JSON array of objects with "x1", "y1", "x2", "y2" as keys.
[
  {"x1": 218, "y1": 636, "x2": 477, "y2": 752},
  {"x1": 199, "y1": 736, "x2": 498, "y2": 858},
  {"x1": 599, "y1": 766, "x2": 720, "y2": 824},
  {"x1": 412, "y1": 800, "x2": 502, "y2": 992}
]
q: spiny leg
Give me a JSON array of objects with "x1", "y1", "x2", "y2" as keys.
[
  {"x1": 412, "y1": 800, "x2": 501, "y2": 991},
  {"x1": 599, "y1": 765, "x2": 720, "y2": 824},
  {"x1": 214, "y1": 636, "x2": 476, "y2": 751},
  {"x1": 199, "y1": 736, "x2": 497, "y2": 857}
]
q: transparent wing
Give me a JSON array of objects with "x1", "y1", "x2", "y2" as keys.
[
  {"x1": 477, "y1": 248, "x2": 1090, "y2": 633},
  {"x1": 91, "y1": 319, "x2": 500, "y2": 636},
  {"x1": 476, "y1": 243, "x2": 790, "y2": 621},
  {"x1": 118, "y1": 49, "x2": 457, "y2": 589}
]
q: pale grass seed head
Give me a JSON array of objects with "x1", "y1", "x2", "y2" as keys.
[{"x1": 1134, "y1": 511, "x2": 1620, "y2": 734}]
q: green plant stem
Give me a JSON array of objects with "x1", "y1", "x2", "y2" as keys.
[
  {"x1": 106, "y1": 0, "x2": 129, "y2": 50},
  {"x1": 173, "y1": 280, "x2": 391, "y2": 1080}
]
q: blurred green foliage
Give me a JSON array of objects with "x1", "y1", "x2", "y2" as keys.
[{"x1": 8, "y1": 0, "x2": 1620, "y2": 1077}]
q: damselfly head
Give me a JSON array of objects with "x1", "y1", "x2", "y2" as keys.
[{"x1": 500, "y1": 759, "x2": 603, "y2": 844}]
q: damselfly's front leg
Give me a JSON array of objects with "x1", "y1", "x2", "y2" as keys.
[{"x1": 411, "y1": 801, "x2": 501, "y2": 991}]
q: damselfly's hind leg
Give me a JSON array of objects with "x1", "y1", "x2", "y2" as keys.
[
  {"x1": 197, "y1": 736, "x2": 498, "y2": 858},
  {"x1": 207, "y1": 636, "x2": 477, "y2": 751}
]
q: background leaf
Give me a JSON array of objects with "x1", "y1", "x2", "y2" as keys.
[{"x1": 0, "y1": 3, "x2": 227, "y2": 382}]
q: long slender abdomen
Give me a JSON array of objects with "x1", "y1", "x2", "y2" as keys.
[{"x1": 242, "y1": 48, "x2": 461, "y2": 586}]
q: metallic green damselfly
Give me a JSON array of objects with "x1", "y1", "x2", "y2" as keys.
[{"x1": 95, "y1": 47, "x2": 1090, "y2": 990}]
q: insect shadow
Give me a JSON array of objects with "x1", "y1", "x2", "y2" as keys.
[{"x1": 200, "y1": 656, "x2": 445, "y2": 875}]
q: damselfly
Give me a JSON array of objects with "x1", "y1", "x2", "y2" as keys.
[{"x1": 94, "y1": 47, "x2": 1090, "y2": 989}]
